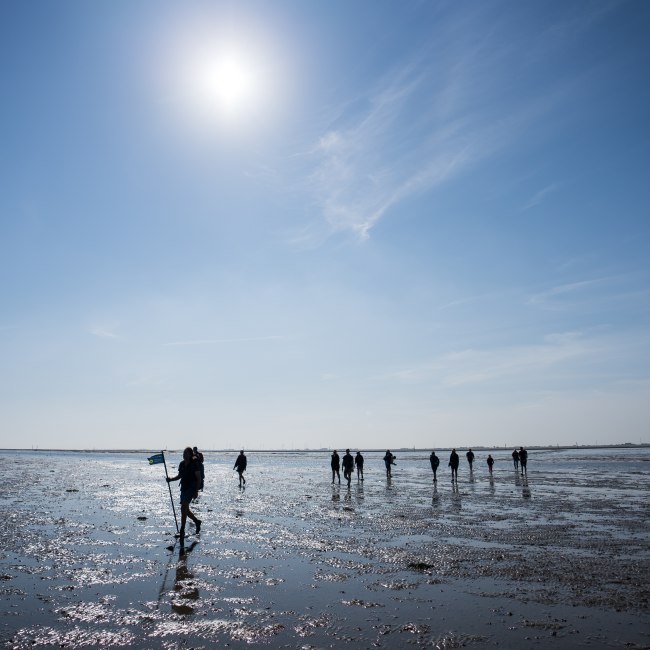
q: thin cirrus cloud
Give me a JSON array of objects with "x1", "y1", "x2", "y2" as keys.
[
  {"x1": 522, "y1": 182, "x2": 560, "y2": 210},
  {"x1": 438, "y1": 332, "x2": 593, "y2": 387},
  {"x1": 307, "y1": 65, "x2": 480, "y2": 239},
  {"x1": 163, "y1": 336, "x2": 287, "y2": 346},
  {"x1": 90, "y1": 327, "x2": 120, "y2": 340},
  {"x1": 379, "y1": 331, "x2": 594, "y2": 388},
  {"x1": 527, "y1": 279, "x2": 604, "y2": 308},
  {"x1": 527, "y1": 275, "x2": 649, "y2": 311},
  {"x1": 303, "y1": 33, "x2": 569, "y2": 240}
]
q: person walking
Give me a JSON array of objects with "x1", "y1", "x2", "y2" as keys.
[
  {"x1": 512, "y1": 449, "x2": 519, "y2": 470},
  {"x1": 383, "y1": 450, "x2": 396, "y2": 477},
  {"x1": 331, "y1": 450, "x2": 341, "y2": 484},
  {"x1": 466, "y1": 448, "x2": 475, "y2": 471},
  {"x1": 166, "y1": 447, "x2": 202, "y2": 539},
  {"x1": 429, "y1": 450, "x2": 440, "y2": 482},
  {"x1": 487, "y1": 454, "x2": 494, "y2": 474},
  {"x1": 233, "y1": 450, "x2": 247, "y2": 487},
  {"x1": 519, "y1": 447, "x2": 528, "y2": 475},
  {"x1": 193, "y1": 446, "x2": 205, "y2": 491},
  {"x1": 355, "y1": 451, "x2": 364, "y2": 480},
  {"x1": 449, "y1": 449, "x2": 460, "y2": 482},
  {"x1": 342, "y1": 449, "x2": 354, "y2": 486}
]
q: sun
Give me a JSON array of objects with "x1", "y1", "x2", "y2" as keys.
[
  {"x1": 191, "y1": 47, "x2": 259, "y2": 118},
  {"x1": 161, "y1": 19, "x2": 290, "y2": 138},
  {"x1": 172, "y1": 34, "x2": 281, "y2": 133}
]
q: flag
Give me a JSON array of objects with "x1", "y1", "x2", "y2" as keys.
[{"x1": 148, "y1": 453, "x2": 165, "y2": 465}]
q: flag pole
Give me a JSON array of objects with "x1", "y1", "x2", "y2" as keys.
[{"x1": 162, "y1": 451, "x2": 179, "y2": 534}]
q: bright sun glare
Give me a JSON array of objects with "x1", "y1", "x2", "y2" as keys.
[
  {"x1": 193, "y1": 48, "x2": 258, "y2": 116},
  {"x1": 175, "y1": 35, "x2": 281, "y2": 132}
]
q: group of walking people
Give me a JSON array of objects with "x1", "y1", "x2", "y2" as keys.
[
  {"x1": 329, "y1": 449, "x2": 403, "y2": 485},
  {"x1": 329, "y1": 447, "x2": 529, "y2": 485},
  {"x1": 330, "y1": 449, "x2": 365, "y2": 485},
  {"x1": 165, "y1": 446, "x2": 529, "y2": 538},
  {"x1": 430, "y1": 447, "x2": 529, "y2": 482},
  {"x1": 165, "y1": 447, "x2": 248, "y2": 539}
]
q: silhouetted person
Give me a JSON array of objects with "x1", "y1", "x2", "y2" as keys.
[
  {"x1": 355, "y1": 451, "x2": 364, "y2": 480},
  {"x1": 342, "y1": 449, "x2": 354, "y2": 486},
  {"x1": 512, "y1": 449, "x2": 519, "y2": 470},
  {"x1": 429, "y1": 450, "x2": 440, "y2": 482},
  {"x1": 167, "y1": 447, "x2": 202, "y2": 539},
  {"x1": 331, "y1": 450, "x2": 341, "y2": 484},
  {"x1": 487, "y1": 454, "x2": 494, "y2": 474},
  {"x1": 449, "y1": 449, "x2": 459, "y2": 481},
  {"x1": 466, "y1": 448, "x2": 475, "y2": 470},
  {"x1": 519, "y1": 447, "x2": 528, "y2": 475},
  {"x1": 233, "y1": 450, "x2": 247, "y2": 487},
  {"x1": 383, "y1": 450, "x2": 396, "y2": 477},
  {"x1": 193, "y1": 446, "x2": 205, "y2": 491}
]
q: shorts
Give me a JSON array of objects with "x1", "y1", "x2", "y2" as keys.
[{"x1": 180, "y1": 485, "x2": 196, "y2": 504}]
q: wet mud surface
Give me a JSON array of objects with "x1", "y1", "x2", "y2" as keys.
[{"x1": 1, "y1": 448, "x2": 648, "y2": 648}]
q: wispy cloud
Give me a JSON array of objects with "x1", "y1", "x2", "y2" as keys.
[
  {"x1": 379, "y1": 331, "x2": 595, "y2": 387},
  {"x1": 528, "y1": 279, "x2": 602, "y2": 307},
  {"x1": 439, "y1": 332, "x2": 591, "y2": 387},
  {"x1": 303, "y1": 20, "x2": 572, "y2": 240},
  {"x1": 522, "y1": 182, "x2": 560, "y2": 210},
  {"x1": 307, "y1": 65, "x2": 482, "y2": 239},
  {"x1": 164, "y1": 335, "x2": 286, "y2": 346},
  {"x1": 527, "y1": 275, "x2": 650, "y2": 311},
  {"x1": 90, "y1": 327, "x2": 120, "y2": 340}
]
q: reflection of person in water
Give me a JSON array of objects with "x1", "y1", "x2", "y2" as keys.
[
  {"x1": 487, "y1": 454, "x2": 494, "y2": 474},
  {"x1": 449, "y1": 449, "x2": 460, "y2": 481},
  {"x1": 233, "y1": 450, "x2": 247, "y2": 487},
  {"x1": 331, "y1": 450, "x2": 341, "y2": 484},
  {"x1": 355, "y1": 451, "x2": 364, "y2": 480},
  {"x1": 519, "y1": 447, "x2": 528, "y2": 475},
  {"x1": 429, "y1": 451, "x2": 440, "y2": 482},
  {"x1": 512, "y1": 449, "x2": 519, "y2": 470},
  {"x1": 342, "y1": 449, "x2": 354, "y2": 486},
  {"x1": 172, "y1": 540, "x2": 199, "y2": 615},
  {"x1": 166, "y1": 447, "x2": 202, "y2": 540},
  {"x1": 383, "y1": 450, "x2": 396, "y2": 477},
  {"x1": 466, "y1": 448, "x2": 475, "y2": 470}
]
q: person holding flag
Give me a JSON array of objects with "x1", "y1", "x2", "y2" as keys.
[{"x1": 166, "y1": 447, "x2": 203, "y2": 539}]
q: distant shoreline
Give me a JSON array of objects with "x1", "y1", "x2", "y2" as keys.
[{"x1": 2, "y1": 444, "x2": 648, "y2": 454}]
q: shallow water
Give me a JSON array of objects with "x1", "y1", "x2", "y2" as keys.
[{"x1": 0, "y1": 448, "x2": 648, "y2": 648}]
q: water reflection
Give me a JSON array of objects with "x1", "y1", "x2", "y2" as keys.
[
  {"x1": 431, "y1": 484, "x2": 439, "y2": 508},
  {"x1": 488, "y1": 475, "x2": 495, "y2": 496},
  {"x1": 514, "y1": 474, "x2": 531, "y2": 498},
  {"x1": 450, "y1": 483, "x2": 461, "y2": 511},
  {"x1": 355, "y1": 483, "x2": 365, "y2": 503},
  {"x1": 468, "y1": 468, "x2": 476, "y2": 493},
  {"x1": 172, "y1": 540, "x2": 199, "y2": 615}
]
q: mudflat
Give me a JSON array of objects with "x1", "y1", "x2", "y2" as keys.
[{"x1": 0, "y1": 448, "x2": 648, "y2": 648}]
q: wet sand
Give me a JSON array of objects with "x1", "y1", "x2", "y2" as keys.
[{"x1": 1, "y1": 448, "x2": 648, "y2": 648}]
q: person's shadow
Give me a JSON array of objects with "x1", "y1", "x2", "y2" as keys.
[{"x1": 172, "y1": 540, "x2": 199, "y2": 615}]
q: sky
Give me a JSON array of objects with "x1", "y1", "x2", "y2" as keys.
[{"x1": 1, "y1": 0, "x2": 649, "y2": 450}]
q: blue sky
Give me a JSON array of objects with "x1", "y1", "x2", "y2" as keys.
[{"x1": 1, "y1": 1, "x2": 648, "y2": 450}]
